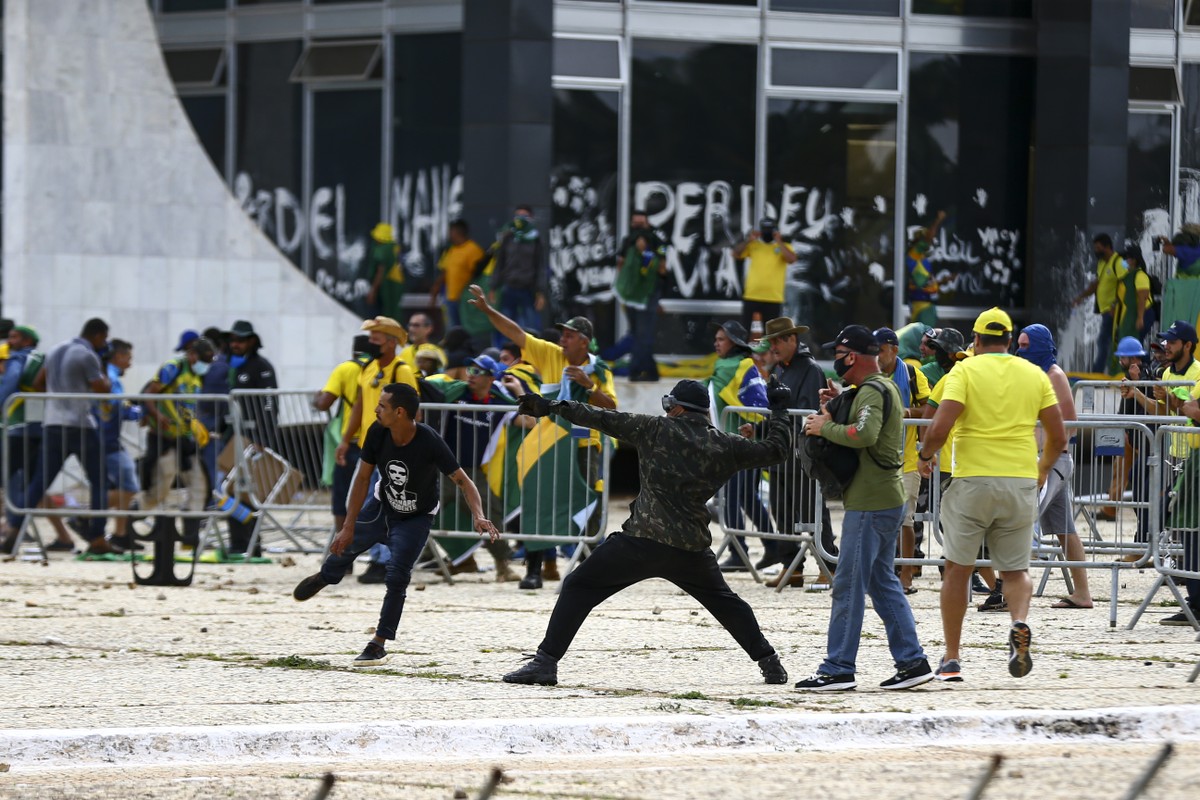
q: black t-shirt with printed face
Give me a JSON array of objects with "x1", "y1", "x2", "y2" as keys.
[{"x1": 361, "y1": 422, "x2": 460, "y2": 519}]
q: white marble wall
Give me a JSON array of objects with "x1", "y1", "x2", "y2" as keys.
[{"x1": 2, "y1": 0, "x2": 359, "y2": 390}]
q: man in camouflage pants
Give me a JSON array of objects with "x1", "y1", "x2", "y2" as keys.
[{"x1": 502, "y1": 378, "x2": 794, "y2": 686}]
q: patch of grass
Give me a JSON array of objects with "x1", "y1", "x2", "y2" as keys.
[
  {"x1": 670, "y1": 691, "x2": 711, "y2": 701},
  {"x1": 410, "y1": 670, "x2": 464, "y2": 681},
  {"x1": 262, "y1": 655, "x2": 336, "y2": 671},
  {"x1": 98, "y1": 610, "x2": 127, "y2": 618},
  {"x1": 728, "y1": 697, "x2": 780, "y2": 708},
  {"x1": 653, "y1": 702, "x2": 683, "y2": 713},
  {"x1": 1059, "y1": 672, "x2": 1069, "y2": 679}
]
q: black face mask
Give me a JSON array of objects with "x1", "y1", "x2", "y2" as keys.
[
  {"x1": 760, "y1": 225, "x2": 776, "y2": 240},
  {"x1": 362, "y1": 342, "x2": 383, "y2": 361},
  {"x1": 833, "y1": 354, "x2": 853, "y2": 379}
]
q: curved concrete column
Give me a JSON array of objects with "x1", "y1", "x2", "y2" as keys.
[{"x1": 2, "y1": 0, "x2": 358, "y2": 389}]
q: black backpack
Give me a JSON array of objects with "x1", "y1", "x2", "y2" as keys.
[{"x1": 799, "y1": 380, "x2": 899, "y2": 500}]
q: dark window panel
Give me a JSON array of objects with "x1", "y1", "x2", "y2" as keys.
[
  {"x1": 391, "y1": 33, "x2": 463, "y2": 294},
  {"x1": 771, "y1": 48, "x2": 897, "y2": 90},
  {"x1": 311, "y1": 89, "x2": 384, "y2": 315},
  {"x1": 164, "y1": 48, "x2": 226, "y2": 87},
  {"x1": 906, "y1": 53, "x2": 1034, "y2": 310},
  {"x1": 767, "y1": 99, "x2": 897, "y2": 352},
  {"x1": 912, "y1": 0, "x2": 1032, "y2": 17},
  {"x1": 1130, "y1": 66, "x2": 1181, "y2": 103},
  {"x1": 162, "y1": 0, "x2": 227, "y2": 11},
  {"x1": 234, "y1": 1, "x2": 299, "y2": 5},
  {"x1": 631, "y1": 38, "x2": 757, "y2": 354},
  {"x1": 550, "y1": 89, "x2": 620, "y2": 337},
  {"x1": 1189, "y1": 0, "x2": 1200, "y2": 26},
  {"x1": 554, "y1": 38, "x2": 621, "y2": 80},
  {"x1": 292, "y1": 40, "x2": 382, "y2": 83},
  {"x1": 180, "y1": 94, "x2": 227, "y2": 176},
  {"x1": 1131, "y1": 0, "x2": 1176, "y2": 28},
  {"x1": 1126, "y1": 113, "x2": 1173, "y2": 244},
  {"x1": 771, "y1": 0, "x2": 899, "y2": 14},
  {"x1": 313, "y1": 0, "x2": 381, "y2": 4},
  {"x1": 645, "y1": 0, "x2": 757, "y2": 5},
  {"x1": 236, "y1": 40, "x2": 304, "y2": 265}
]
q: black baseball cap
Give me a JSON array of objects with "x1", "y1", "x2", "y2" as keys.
[
  {"x1": 555, "y1": 316, "x2": 595, "y2": 340},
  {"x1": 823, "y1": 325, "x2": 881, "y2": 356},
  {"x1": 664, "y1": 379, "x2": 710, "y2": 413}
]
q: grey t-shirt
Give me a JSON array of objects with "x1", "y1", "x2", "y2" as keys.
[{"x1": 43, "y1": 338, "x2": 104, "y2": 428}]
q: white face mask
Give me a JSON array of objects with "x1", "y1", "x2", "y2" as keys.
[{"x1": 192, "y1": 360, "x2": 212, "y2": 377}]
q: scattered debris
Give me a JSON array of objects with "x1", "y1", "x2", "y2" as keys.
[{"x1": 652, "y1": 606, "x2": 663, "y2": 615}]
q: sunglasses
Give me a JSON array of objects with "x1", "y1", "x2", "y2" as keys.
[
  {"x1": 370, "y1": 370, "x2": 385, "y2": 388},
  {"x1": 467, "y1": 366, "x2": 492, "y2": 377}
]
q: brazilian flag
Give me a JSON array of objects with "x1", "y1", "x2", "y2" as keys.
[{"x1": 515, "y1": 415, "x2": 598, "y2": 554}]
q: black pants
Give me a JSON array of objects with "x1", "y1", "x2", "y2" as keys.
[
  {"x1": 768, "y1": 465, "x2": 838, "y2": 570},
  {"x1": 537, "y1": 532, "x2": 775, "y2": 662}
]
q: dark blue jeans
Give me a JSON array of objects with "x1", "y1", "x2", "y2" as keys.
[
  {"x1": 724, "y1": 467, "x2": 774, "y2": 554},
  {"x1": 496, "y1": 288, "x2": 541, "y2": 346},
  {"x1": 625, "y1": 295, "x2": 660, "y2": 378},
  {"x1": 319, "y1": 494, "x2": 432, "y2": 640},
  {"x1": 9, "y1": 425, "x2": 106, "y2": 540},
  {"x1": 1093, "y1": 312, "x2": 1114, "y2": 374}
]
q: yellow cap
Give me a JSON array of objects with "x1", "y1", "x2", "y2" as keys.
[
  {"x1": 973, "y1": 307, "x2": 1013, "y2": 336},
  {"x1": 371, "y1": 223, "x2": 395, "y2": 244}
]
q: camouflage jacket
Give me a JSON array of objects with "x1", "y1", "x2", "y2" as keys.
[{"x1": 553, "y1": 402, "x2": 792, "y2": 551}]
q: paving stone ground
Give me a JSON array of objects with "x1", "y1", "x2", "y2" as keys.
[{"x1": 1, "y1": 499, "x2": 1198, "y2": 798}]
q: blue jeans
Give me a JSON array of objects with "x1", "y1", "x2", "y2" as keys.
[
  {"x1": 446, "y1": 298, "x2": 463, "y2": 328},
  {"x1": 1093, "y1": 312, "x2": 1114, "y2": 374},
  {"x1": 626, "y1": 295, "x2": 660, "y2": 378},
  {"x1": 496, "y1": 288, "x2": 541, "y2": 345},
  {"x1": 319, "y1": 493, "x2": 433, "y2": 640},
  {"x1": 724, "y1": 468, "x2": 774, "y2": 553},
  {"x1": 357, "y1": 469, "x2": 391, "y2": 566},
  {"x1": 819, "y1": 505, "x2": 925, "y2": 676},
  {"x1": 9, "y1": 425, "x2": 106, "y2": 541}
]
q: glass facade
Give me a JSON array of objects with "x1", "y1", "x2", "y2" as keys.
[
  {"x1": 906, "y1": 53, "x2": 1034, "y2": 311},
  {"x1": 768, "y1": 100, "x2": 897, "y2": 354},
  {"x1": 151, "y1": 3, "x2": 1196, "y2": 354}
]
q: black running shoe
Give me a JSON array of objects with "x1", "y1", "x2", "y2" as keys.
[
  {"x1": 758, "y1": 652, "x2": 788, "y2": 685},
  {"x1": 357, "y1": 562, "x2": 387, "y2": 584},
  {"x1": 353, "y1": 641, "x2": 389, "y2": 667},
  {"x1": 880, "y1": 658, "x2": 934, "y2": 690},
  {"x1": 293, "y1": 573, "x2": 328, "y2": 601},
  {"x1": 794, "y1": 672, "x2": 856, "y2": 692},
  {"x1": 502, "y1": 651, "x2": 558, "y2": 685}
]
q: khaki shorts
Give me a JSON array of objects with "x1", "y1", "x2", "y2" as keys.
[
  {"x1": 902, "y1": 470, "x2": 921, "y2": 527},
  {"x1": 941, "y1": 476, "x2": 1038, "y2": 572}
]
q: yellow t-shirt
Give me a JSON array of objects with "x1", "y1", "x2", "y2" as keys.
[
  {"x1": 927, "y1": 375, "x2": 957, "y2": 476},
  {"x1": 354, "y1": 357, "x2": 419, "y2": 448},
  {"x1": 940, "y1": 353, "x2": 1057, "y2": 479},
  {"x1": 1162, "y1": 358, "x2": 1200, "y2": 457},
  {"x1": 1115, "y1": 269, "x2": 1152, "y2": 326},
  {"x1": 521, "y1": 335, "x2": 617, "y2": 448},
  {"x1": 322, "y1": 360, "x2": 365, "y2": 438},
  {"x1": 741, "y1": 239, "x2": 794, "y2": 304},
  {"x1": 887, "y1": 363, "x2": 930, "y2": 473},
  {"x1": 438, "y1": 240, "x2": 486, "y2": 301},
  {"x1": 1096, "y1": 253, "x2": 1129, "y2": 313}
]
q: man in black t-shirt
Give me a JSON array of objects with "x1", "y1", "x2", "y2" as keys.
[{"x1": 293, "y1": 383, "x2": 499, "y2": 666}]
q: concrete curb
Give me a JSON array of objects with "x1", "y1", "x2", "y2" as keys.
[{"x1": 3, "y1": 705, "x2": 1199, "y2": 771}]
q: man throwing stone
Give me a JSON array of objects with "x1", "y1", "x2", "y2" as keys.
[
  {"x1": 502, "y1": 378, "x2": 795, "y2": 686},
  {"x1": 918, "y1": 308, "x2": 1066, "y2": 681},
  {"x1": 293, "y1": 383, "x2": 499, "y2": 666}
]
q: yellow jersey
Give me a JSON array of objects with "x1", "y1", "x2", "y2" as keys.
[
  {"x1": 354, "y1": 357, "x2": 419, "y2": 448},
  {"x1": 521, "y1": 335, "x2": 617, "y2": 449},
  {"x1": 322, "y1": 359, "x2": 366, "y2": 438},
  {"x1": 741, "y1": 239, "x2": 794, "y2": 304}
]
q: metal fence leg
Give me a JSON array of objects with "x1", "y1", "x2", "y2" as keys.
[
  {"x1": 773, "y1": 545, "x2": 806, "y2": 594},
  {"x1": 1110, "y1": 567, "x2": 1121, "y2": 628}
]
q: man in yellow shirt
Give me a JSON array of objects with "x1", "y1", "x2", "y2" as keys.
[
  {"x1": 918, "y1": 308, "x2": 1066, "y2": 682},
  {"x1": 430, "y1": 219, "x2": 486, "y2": 329},
  {"x1": 734, "y1": 217, "x2": 797, "y2": 329},
  {"x1": 335, "y1": 317, "x2": 419, "y2": 583},
  {"x1": 315, "y1": 334, "x2": 372, "y2": 541},
  {"x1": 1073, "y1": 234, "x2": 1127, "y2": 374},
  {"x1": 1115, "y1": 247, "x2": 1155, "y2": 343},
  {"x1": 467, "y1": 283, "x2": 616, "y2": 588}
]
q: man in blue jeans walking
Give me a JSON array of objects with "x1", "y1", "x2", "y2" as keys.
[
  {"x1": 795, "y1": 325, "x2": 932, "y2": 692},
  {"x1": 292, "y1": 383, "x2": 499, "y2": 665}
]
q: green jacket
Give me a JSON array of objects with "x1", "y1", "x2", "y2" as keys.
[
  {"x1": 614, "y1": 241, "x2": 665, "y2": 309},
  {"x1": 818, "y1": 373, "x2": 905, "y2": 511}
]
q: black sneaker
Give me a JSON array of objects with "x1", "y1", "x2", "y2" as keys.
[
  {"x1": 880, "y1": 658, "x2": 934, "y2": 690},
  {"x1": 357, "y1": 562, "x2": 387, "y2": 584},
  {"x1": 352, "y1": 641, "x2": 389, "y2": 667},
  {"x1": 502, "y1": 651, "x2": 558, "y2": 685},
  {"x1": 977, "y1": 591, "x2": 1007, "y2": 612},
  {"x1": 1007, "y1": 622, "x2": 1033, "y2": 678},
  {"x1": 971, "y1": 573, "x2": 992, "y2": 595},
  {"x1": 753, "y1": 555, "x2": 782, "y2": 571},
  {"x1": 1158, "y1": 610, "x2": 1200, "y2": 627},
  {"x1": 293, "y1": 573, "x2": 328, "y2": 602},
  {"x1": 758, "y1": 653, "x2": 788, "y2": 685},
  {"x1": 794, "y1": 672, "x2": 856, "y2": 692},
  {"x1": 518, "y1": 574, "x2": 543, "y2": 590}
]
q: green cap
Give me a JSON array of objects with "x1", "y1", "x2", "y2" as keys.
[{"x1": 12, "y1": 325, "x2": 38, "y2": 345}]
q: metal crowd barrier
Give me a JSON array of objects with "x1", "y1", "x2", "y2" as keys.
[
  {"x1": 419, "y1": 400, "x2": 612, "y2": 583},
  {"x1": 225, "y1": 388, "x2": 337, "y2": 556},
  {"x1": 1126, "y1": 424, "x2": 1200, "y2": 632},
  {"x1": 1, "y1": 392, "x2": 240, "y2": 585}
]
